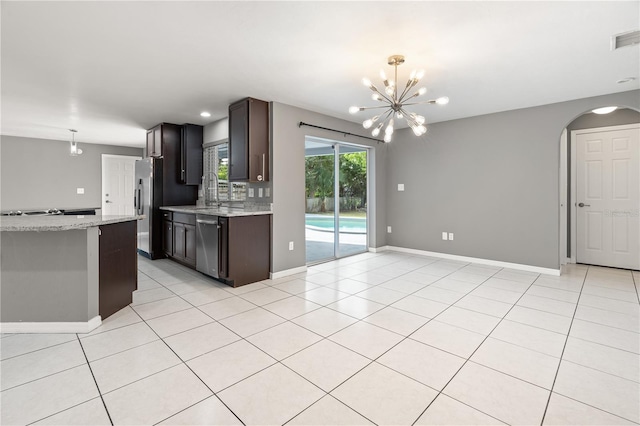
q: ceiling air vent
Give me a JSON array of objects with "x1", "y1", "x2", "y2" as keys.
[{"x1": 612, "y1": 30, "x2": 640, "y2": 50}]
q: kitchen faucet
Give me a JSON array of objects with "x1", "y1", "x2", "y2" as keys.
[{"x1": 206, "y1": 171, "x2": 221, "y2": 207}]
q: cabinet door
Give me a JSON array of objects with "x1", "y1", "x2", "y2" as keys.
[
  {"x1": 184, "y1": 224, "x2": 196, "y2": 266},
  {"x1": 229, "y1": 100, "x2": 249, "y2": 181},
  {"x1": 248, "y1": 99, "x2": 269, "y2": 182},
  {"x1": 173, "y1": 222, "x2": 186, "y2": 260},
  {"x1": 180, "y1": 125, "x2": 203, "y2": 185},
  {"x1": 146, "y1": 130, "x2": 154, "y2": 157},
  {"x1": 163, "y1": 220, "x2": 173, "y2": 256},
  {"x1": 153, "y1": 126, "x2": 163, "y2": 157},
  {"x1": 99, "y1": 221, "x2": 137, "y2": 319}
]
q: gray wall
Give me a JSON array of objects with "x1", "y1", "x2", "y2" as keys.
[
  {"x1": 386, "y1": 90, "x2": 640, "y2": 270},
  {"x1": 0, "y1": 135, "x2": 142, "y2": 211},
  {"x1": 271, "y1": 102, "x2": 388, "y2": 273}
]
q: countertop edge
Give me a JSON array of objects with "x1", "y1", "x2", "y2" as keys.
[
  {"x1": 160, "y1": 206, "x2": 272, "y2": 217},
  {"x1": 0, "y1": 215, "x2": 142, "y2": 232}
]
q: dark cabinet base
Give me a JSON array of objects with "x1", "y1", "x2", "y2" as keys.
[
  {"x1": 99, "y1": 221, "x2": 138, "y2": 319},
  {"x1": 220, "y1": 215, "x2": 271, "y2": 287}
]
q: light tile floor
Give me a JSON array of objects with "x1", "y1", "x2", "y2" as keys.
[{"x1": 1, "y1": 252, "x2": 639, "y2": 425}]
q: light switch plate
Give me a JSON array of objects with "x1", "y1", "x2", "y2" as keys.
[
  {"x1": 288, "y1": 241, "x2": 294, "y2": 251},
  {"x1": 442, "y1": 232, "x2": 448, "y2": 240},
  {"x1": 449, "y1": 233, "x2": 454, "y2": 241},
  {"x1": 258, "y1": 188, "x2": 264, "y2": 197},
  {"x1": 77, "y1": 188, "x2": 84, "y2": 194},
  {"x1": 387, "y1": 226, "x2": 392, "y2": 233},
  {"x1": 265, "y1": 187, "x2": 270, "y2": 197},
  {"x1": 398, "y1": 184, "x2": 405, "y2": 191},
  {"x1": 248, "y1": 188, "x2": 255, "y2": 197}
]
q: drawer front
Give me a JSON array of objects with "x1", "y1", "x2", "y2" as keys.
[
  {"x1": 161, "y1": 211, "x2": 173, "y2": 221},
  {"x1": 173, "y1": 212, "x2": 196, "y2": 226}
]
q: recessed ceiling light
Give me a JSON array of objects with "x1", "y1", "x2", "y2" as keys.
[
  {"x1": 592, "y1": 106, "x2": 618, "y2": 115},
  {"x1": 617, "y1": 77, "x2": 636, "y2": 84},
  {"x1": 200, "y1": 112, "x2": 211, "y2": 117}
]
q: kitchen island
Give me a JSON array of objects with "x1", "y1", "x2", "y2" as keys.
[{"x1": 0, "y1": 214, "x2": 141, "y2": 333}]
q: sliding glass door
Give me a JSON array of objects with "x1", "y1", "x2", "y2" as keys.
[{"x1": 305, "y1": 137, "x2": 368, "y2": 264}]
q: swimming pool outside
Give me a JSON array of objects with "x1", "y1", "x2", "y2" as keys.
[{"x1": 305, "y1": 214, "x2": 366, "y2": 234}]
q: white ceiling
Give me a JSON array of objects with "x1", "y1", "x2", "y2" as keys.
[{"x1": 1, "y1": 1, "x2": 638, "y2": 148}]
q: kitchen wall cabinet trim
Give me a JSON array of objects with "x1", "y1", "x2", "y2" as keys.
[{"x1": 228, "y1": 97, "x2": 270, "y2": 182}]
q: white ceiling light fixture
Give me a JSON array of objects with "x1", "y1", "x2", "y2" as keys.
[
  {"x1": 69, "y1": 129, "x2": 82, "y2": 156},
  {"x1": 349, "y1": 55, "x2": 449, "y2": 143},
  {"x1": 592, "y1": 106, "x2": 618, "y2": 114}
]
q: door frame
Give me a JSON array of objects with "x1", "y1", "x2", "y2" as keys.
[
  {"x1": 304, "y1": 137, "x2": 371, "y2": 264},
  {"x1": 101, "y1": 154, "x2": 142, "y2": 214},
  {"x1": 567, "y1": 123, "x2": 640, "y2": 264}
]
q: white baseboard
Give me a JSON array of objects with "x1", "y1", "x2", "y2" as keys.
[
  {"x1": 385, "y1": 246, "x2": 561, "y2": 276},
  {"x1": 0, "y1": 315, "x2": 102, "y2": 334},
  {"x1": 368, "y1": 246, "x2": 389, "y2": 253},
  {"x1": 270, "y1": 265, "x2": 308, "y2": 279}
]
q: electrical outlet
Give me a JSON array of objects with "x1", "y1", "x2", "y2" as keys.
[
  {"x1": 288, "y1": 241, "x2": 294, "y2": 251},
  {"x1": 398, "y1": 183, "x2": 405, "y2": 191},
  {"x1": 258, "y1": 188, "x2": 264, "y2": 197},
  {"x1": 77, "y1": 187, "x2": 84, "y2": 194},
  {"x1": 265, "y1": 187, "x2": 270, "y2": 197},
  {"x1": 449, "y1": 233, "x2": 454, "y2": 241},
  {"x1": 248, "y1": 188, "x2": 255, "y2": 197},
  {"x1": 387, "y1": 226, "x2": 392, "y2": 233},
  {"x1": 442, "y1": 232, "x2": 448, "y2": 240}
]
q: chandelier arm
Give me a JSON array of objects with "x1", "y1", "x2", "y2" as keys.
[
  {"x1": 402, "y1": 100, "x2": 438, "y2": 106},
  {"x1": 399, "y1": 108, "x2": 419, "y2": 127},
  {"x1": 397, "y1": 83, "x2": 414, "y2": 103},
  {"x1": 358, "y1": 105, "x2": 396, "y2": 111}
]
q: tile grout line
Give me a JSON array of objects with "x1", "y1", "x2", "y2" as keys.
[
  {"x1": 408, "y1": 271, "x2": 543, "y2": 426},
  {"x1": 128, "y1": 305, "x2": 248, "y2": 426},
  {"x1": 74, "y1": 334, "x2": 115, "y2": 426},
  {"x1": 539, "y1": 265, "x2": 590, "y2": 425}
]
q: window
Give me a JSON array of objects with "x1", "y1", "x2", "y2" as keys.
[{"x1": 203, "y1": 144, "x2": 246, "y2": 202}]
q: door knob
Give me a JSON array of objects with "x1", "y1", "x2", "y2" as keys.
[
  {"x1": 578, "y1": 202, "x2": 590, "y2": 207},
  {"x1": 105, "y1": 200, "x2": 113, "y2": 203}
]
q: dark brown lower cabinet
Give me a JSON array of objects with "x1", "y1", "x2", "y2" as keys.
[
  {"x1": 99, "y1": 221, "x2": 137, "y2": 319},
  {"x1": 218, "y1": 215, "x2": 270, "y2": 287},
  {"x1": 164, "y1": 212, "x2": 196, "y2": 268}
]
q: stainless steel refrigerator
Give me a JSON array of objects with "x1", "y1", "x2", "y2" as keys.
[{"x1": 135, "y1": 157, "x2": 164, "y2": 259}]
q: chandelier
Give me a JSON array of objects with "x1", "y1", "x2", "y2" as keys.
[{"x1": 349, "y1": 55, "x2": 449, "y2": 143}]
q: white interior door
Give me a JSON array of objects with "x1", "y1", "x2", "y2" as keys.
[
  {"x1": 576, "y1": 125, "x2": 640, "y2": 269},
  {"x1": 102, "y1": 155, "x2": 140, "y2": 215}
]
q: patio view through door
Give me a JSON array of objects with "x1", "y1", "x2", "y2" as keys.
[{"x1": 305, "y1": 137, "x2": 368, "y2": 264}]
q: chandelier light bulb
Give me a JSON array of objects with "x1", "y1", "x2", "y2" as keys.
[
  {"x1": 372, "y1": 93, "x2": 382, "y2": 101},
  {"x1": 411, "y1": 125, "x2": 422, "y2": 136},
  {"x1": 418, "y1": 87, "x2": 427, "y2": 96},
  {"x1": 385, "y1": 85, "x2": 394, "y2": 96},
  {"x1": 372, "y1": 123, "x2": 384, "y2": 137},
  {"x1": 418, "y1": 125, "x2": 427, "y2": 135},
  {"x1": 409, "y1": 69, "x2": 416, "y2": 80},
  {"x1": 415, "y1": 69, "x2": 425, "y2": 80},
  {"x1": 396, "y1": 111, "x2": 403, "y2": 119},
  {"x1": 415, "y1": 115, "x2": 425, "y2": 125},
  {"x1": 363, "y1": 118, "x2": 374, "y2": 129},
  {"x1": 436, "y1": 96, "x2": 450, "y2": 105},
  {"x1": 362, "y1": 77, "x2": 372, "y2": 88},
  {"x1": 385, "y1": 119, "x2": 394, "y2": 135},
  {"x1": 349, "y1": 106, "x2": 360, "y2": 114},
  {"x1": 384, "y1": 133, "x2": 392, "y2": 143}
]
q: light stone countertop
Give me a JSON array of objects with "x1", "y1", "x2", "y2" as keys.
[
  {"x1": 160, "y1": 205, "x2": 272, "y2": 217},
  {"x1": 0, "y1": 214, "x2": 142, "y2": 232}
]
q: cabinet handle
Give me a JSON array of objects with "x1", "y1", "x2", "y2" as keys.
[{"x1": 257, "y1": 153, "x2": 265, "y2": 181}]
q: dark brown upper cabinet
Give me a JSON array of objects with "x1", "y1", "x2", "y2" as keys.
[
  {"x1": 228, "y1": 97, "x2": 269, "y2": 182},
  {"x1": 180, "y1": 124, "x2": 203, "y2": 185},
  {"x1": 146, "y1": 124, "x2": 163, "y2": 157}
]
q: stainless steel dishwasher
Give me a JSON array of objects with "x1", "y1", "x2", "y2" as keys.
[{"x1": 196, "y1": 215, "x2": 219, "y2": 278}]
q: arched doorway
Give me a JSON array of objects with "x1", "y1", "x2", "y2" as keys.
[{"x1": 559, "y1": 106, "x2": 640, "y2": 269}]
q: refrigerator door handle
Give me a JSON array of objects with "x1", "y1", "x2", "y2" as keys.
[{"x1": 136, "y1": 180, "x2": 143, "y2": 215}]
